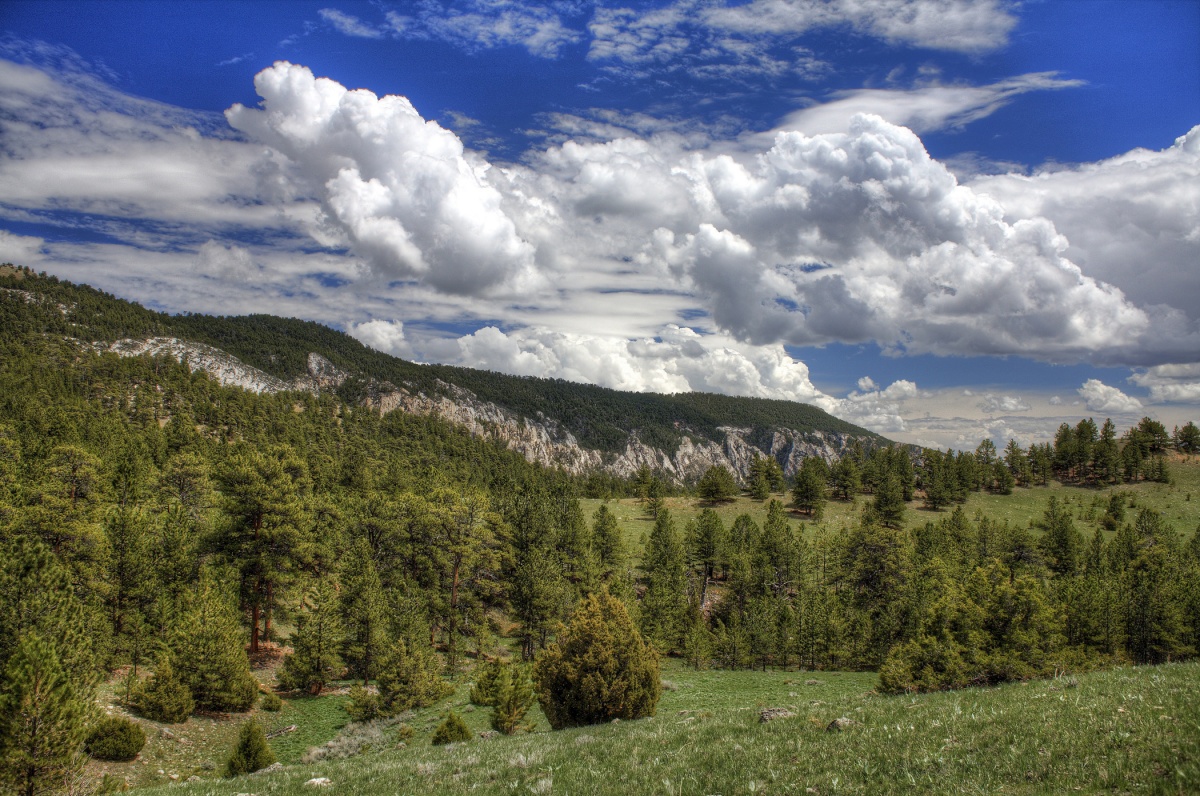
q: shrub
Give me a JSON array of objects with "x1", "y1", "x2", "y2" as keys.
[
  {"x1": 533, "y1": 590, "x2": 661, "y2": 729},
  {"x1": 224, "y1": 719, "x2": 275, "y2": 777},
  {"x1": 84, "y1": 716, "x2": 146, "y2": 761},
  {"x1": 469, "y1": 659, "x2": 503, "y2": 706},
  {"x1": 259, "y1": 690, "x2": 282, "y2": 712},
  {"x1": 131, "y1": 656, "x2": 194, "y2": 723},
  {"x1": 431, "y1": 712, "x2": 472, "y2": 745},
  {"x1": 344, "y1": 684, "x2": 383, "y2": 722}
]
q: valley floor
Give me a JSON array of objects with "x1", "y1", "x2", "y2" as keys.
[{"x1": 131, "y1": 659, "x2": 1199, "y2": 796}]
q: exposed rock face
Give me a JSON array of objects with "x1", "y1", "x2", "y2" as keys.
[
  {"x1": 103, "y1": 338, "x2": 868, "y2": 483},
  {"x1": 103, "y1": 338, "x2": 347, "y2": 395}
]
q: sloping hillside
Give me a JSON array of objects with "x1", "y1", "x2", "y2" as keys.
[{"x1": 0, "y1": 265, "x2": 886, "y2": 481}]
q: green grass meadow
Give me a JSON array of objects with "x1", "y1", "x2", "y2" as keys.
[
  {"x1": 133, "y1": 659, "x2": 1200, "y2": 795},
  {"x1": 581, "y1": 454, "x2": 1200, "y2": 561}
]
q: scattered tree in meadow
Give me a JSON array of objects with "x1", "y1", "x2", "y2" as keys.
[{"x1": 534, "y1": 590, "x2": 661, "y2": 729}]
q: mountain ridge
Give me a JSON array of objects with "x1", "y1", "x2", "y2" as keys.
[{"x1": 0, "y1": 264, "x2": 887, "y2": 482}]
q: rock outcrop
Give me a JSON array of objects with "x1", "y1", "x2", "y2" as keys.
[{"x1": 103, "y1": 338, "x2": 867, "y2": 483}]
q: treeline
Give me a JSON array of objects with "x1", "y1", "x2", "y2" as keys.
[
  {"x1": 0, "y1": 265, "x2": 880, "y2": 456},
  {"x1": 637, "y1": 493, "x2": 1199, "y2": 693}
]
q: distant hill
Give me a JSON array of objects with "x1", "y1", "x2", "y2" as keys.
[{"x1": 0, "y1": 264, "x2": 886, "y2": 482}]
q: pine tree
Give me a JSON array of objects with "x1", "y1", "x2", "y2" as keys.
[
  {"x1": 224, "y1": 719, "x2": 274, "y2": 777},
  {"x1": 791, "y1": 457, "x2": 827, "y2": 517},
  {"x1": 0, "y1": 536, "x2": 97, "y2": 690},
  {"x1": 131, "y1": 655, "x2": 194, "y2": 723},
  {"x1": 831, "y1": 455, "x2": 861, "y2": 501},
  {"x1": 490, "y1": 664, "x2": 535, "y2": 735},
  {"x1": 591, "y1": 504, "x2": 626, "y2": 580},
  {"x1": 533, "y1": 590, "x2": 661, "y2": 729},
  {"x1": 0, "y1": 634, "x2": 88, "y2": 796},
  {"x1": 375, "y1": 637, "x2": 453, "y2": 715},
  {"x1": 640, "y1": 509, "x2": 689, "y2": 651},
  {"x1": 469, "y1": 659, "x2": 504, "y2": 707},
  {"x1": 685, "y1": 508, "x2": 726, "y2": 608},
  {"x1": 278, "y1": 580, "x2": 343, "y2": 695},
  {"x1": 215, "y1": 447, "x2": 310, "y2": 654},
  {"x1": 339, "y1": 538, "x2": 388, "y2": 684},
  {"x1": 173, "y1": 572, "x2": 258, "y2": 712},
  {"x1": 696, "y1": 465, "x2": 737, "y2": 503},
  {"x1": 1039, "y1": 496, "x2": 1082, "y2": 575},
  {"x1": 871, "y1": 474, "x2": 906, "y2": 529}
]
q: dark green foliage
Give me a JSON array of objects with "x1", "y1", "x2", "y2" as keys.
[
  {"x1": 84, "y1": 716, "x2": 145, "y2": 761},
  {"x1": 375, "y1": 638, "x2": 453, "y2": 715},
  {"x1": 791, "y1": 457, "x2": 827, "y2": 517},
  {"x1": 259, "y1": 691, "x2": 283, "y2": 712},
  {"x1": 131, "y1": 656, "x2": 194, "y2": 723},
  {"x1": 174, "y1": 574, "x2": 258, "y2": 713},
  {"x1": 871, "y1": 474, "x2": 907, "y2": 529},
  {"x1": 0, "y1": 634, "x2": 89, "y2": 796},
  {"x1": 344, "y1": 684, "x2": 383, "y2": 722},
  {"x1": 431, "y1": 712, "x2": 472, "y2": 745},
  {"x1": 224, "y1": 719, "x2": 275, "y2": 777},
  {"x1": 490, "y1": 664, "x2": 536, "y2": 735},
  {"x1": 1039, "y1": 496, "x2": 1082, "y2": 575},
  {"x1": 534, "y1": 591, "x2": 661, "y2": 729},
  {"x1": 696, "y1": 465, "x2": 737, "y2": 503},
  {"x1": 469, "y1": 659, "x2": 504, "y2": 707},
  {"x1": 640, "y1": 510, "x2": 689, "y2": 651},
  {"x1": 278, "y1": 580, "x2": 343, "y2": 695}
]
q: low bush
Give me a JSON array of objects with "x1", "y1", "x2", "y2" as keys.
[{"x1": 84, "y1": 716, "x2": 146, "y2": 761}]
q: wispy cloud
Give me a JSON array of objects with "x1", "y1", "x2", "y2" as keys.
[{"x1": 318, "y1": 8, "x2": 385, "y2": 39}]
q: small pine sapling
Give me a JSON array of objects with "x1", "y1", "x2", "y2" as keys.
[
  {"x1": 224, "y1": 719, "x2": 275, "y2": 777},
  {"x1": 490, "y1": 665, "x2": 535, "y2": 735}
]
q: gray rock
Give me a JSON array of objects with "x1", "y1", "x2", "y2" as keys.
[
  {"x1": 759, "y1": 708, "x2": 796, "y2": 723},
  {"x1": 826, "y1": 717, "x2": 857, "y2": 732}
]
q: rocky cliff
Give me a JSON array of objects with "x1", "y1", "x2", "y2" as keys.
[{"x1": 103, "y1": 337, "x2": 866, "y2": 483}]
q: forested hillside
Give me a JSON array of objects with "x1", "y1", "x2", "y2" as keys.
[
  {"x1": 1, "y1": 263, "x2": 1198, "y2": 796},
  {"x1": 0, "y1": 266, "x2": 880, "y2": 458}
]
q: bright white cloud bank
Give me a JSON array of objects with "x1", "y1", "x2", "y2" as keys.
[{"x1": 3, "y1": 51, "x2": 1199, "y2": 448}]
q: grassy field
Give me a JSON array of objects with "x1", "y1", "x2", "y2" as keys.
[
  {"x1": 99, "y1": 457, "x2": 1200, "y2": 792},
  {"x1": 132, "y1": 659, "x2": 1200, "y2": 795},
  {"x1": 581, "y1": 454, "x2": 1200, "y2": 562}
]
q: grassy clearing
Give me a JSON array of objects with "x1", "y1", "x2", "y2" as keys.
[
  {"x1": 134, "y1": 659, "x2": 1200, "y2": 795},
  {"x1": 582, "y1": 454, "x2": 1200, "y2": 563}
]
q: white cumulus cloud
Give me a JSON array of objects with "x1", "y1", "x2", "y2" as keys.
[
  {"x1": 225, "y1": 62, "x2": 539, "y2": 296},
  {"x1": 1077, "y1": 379, "x2": 1143, "y2": 414}
]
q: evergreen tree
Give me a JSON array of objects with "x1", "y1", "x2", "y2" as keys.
[
  {"x1": 224, "y1": 719, "x2": 274, "y2": 777},
  {"x1": 696, "y1": 465, "x2": 737, "y2": 503},
  {"x1": 173, "y1": 572, "x2": 257, "y2": 712},
  {"x1": 831, "y1": 455, "x2": 861, "y2": 501},
  {"x1": 533, "y1": 590, "x2": 660, "y2": 729},
  {"x1": 871, "y1": 474, "x2": 906, "y2": 529},
  {"x1": 0, "y1": 536, "x2": 97, "y2": 690},
  {"x1": 1039, "y1": 496, "x2": 1082, "y2": 575},
  {"x1": 278, "y1": 580, "x2": 343, "y2": 695},
  {"x1": 375, "y1": 637, "x2": 453, "y2": 715},
  {"x1": 591, "y1": 504, "x2": 626, "y2": 581},
  {"x1": 469, "y1": 658, "x2": 504, "y2": 707},
  {"x1": 131, "y1": 655, "x2": 194, "y2": 723},
  {"x1": 685, "y1": 508, "x2": 726, "y2": 608},
  {"x1": 339, "y1": 538, "x2": 388, "y2": 684},
  {"x1": 791, "y1": 457, "x2": 827, "y2": 517},
  {"x1": 640, "y1": 509, "x2": 689, "y2": 651},
  {"x1": 0, "y1": 635, "x2": 88, "y2": 796},
  {"x1": 490, "y1": 664, "x2": 535, "y2": 735},
  {"x1": 431, "y1": 712, "x2": 472, "y2": 745},
  {"x1": 215, "y1": 447, "x2": 310, "y2": 653}
]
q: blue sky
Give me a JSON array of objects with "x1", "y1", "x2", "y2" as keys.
[{"x1": 1, "y1": 0, "x2": 1198, "y2": 449}]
